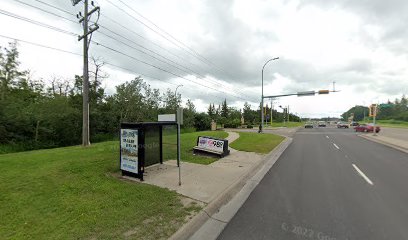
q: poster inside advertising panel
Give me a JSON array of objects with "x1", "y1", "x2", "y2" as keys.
[
  {"x1": 121, "y1": 129, "x2": 138, "y2": 174},
  {"x1": 198, "y1": 136, "x2": 224, "y2": 153}
]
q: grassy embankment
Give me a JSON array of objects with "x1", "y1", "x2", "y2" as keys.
[
  {"x1": 361, "y1": 119, "x2": 408, "y2": 129},
  {"x1": 230, "y1": 132, "x2": 285, "y2": 154},
  {"x1": 0, "y1": 130, "x2": 227, "y2": 239}
]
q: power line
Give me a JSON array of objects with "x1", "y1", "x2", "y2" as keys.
[
  {"x1": 0, "y1": 34, "x2": 81, "y2": 56},
  {"x1": 114, "y1": 0, "x2": 234, "y2": 78},
  {"x1": 0, "y1": 33, "x2": 223, "y2": 101},
  {"x1": 0, "y1": 9, "x2": 250, "y2": 102},
  {"x1": 103, "y1": 0, "x2": 222, "y2": 74},
  {"x1": 100, "y1": 13, "x2": 207, "y2": 76},
  {"x1": 0, "y1": 9, "x2": 77, "y2": 36},
  {"x1": 11, "y1": 0, "x2": 77, "y2": 23},
  {"x1": 93, "y1": 41, "x2": 248, "y2": 101},
  {"x1": 31, "y1": 0, "x2": 76, "y2": 16},
  {"x1": 102, "y1": 0, "x2": 251, "y2": 99},
  {"x1": 9, "y1": 1, "x2": 254, "y2": 101},
  {"x1": 97, "y1": 29, "x2": 207, "y2": 79}
]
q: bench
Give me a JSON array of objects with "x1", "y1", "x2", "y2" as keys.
[{"x1": 193, "y1": 136, "x2": 230, "y2": 157}]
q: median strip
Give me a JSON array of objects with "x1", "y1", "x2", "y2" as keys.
[{"x1": 352, "y1": 164, "x2": 374, "y2": 185}]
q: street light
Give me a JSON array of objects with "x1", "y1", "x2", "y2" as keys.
[
  {"x1": 175, "y1": 84, "x2": 183, "y2": 96},
  {"x1": 261, "y1": 57, "x2": 279, "y2": 132},
  {"x1": 175, "y1": 84, "x2": 183, "y2": 108}
]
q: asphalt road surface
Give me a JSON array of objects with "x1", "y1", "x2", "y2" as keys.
[{"x1": 218, "y1": 126, "x2": 408, "y2": 240}]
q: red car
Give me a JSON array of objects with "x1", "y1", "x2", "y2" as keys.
[{"x1": 354, "y1": 123, "x2": 380, "y2": 133}]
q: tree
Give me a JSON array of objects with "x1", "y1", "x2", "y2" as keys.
[
  {"x1": 207, "y1": 103, "x2": 215, "y2": 118},
  {"x1": 221, "y1": 99, "x2": 228, "y2": 118},
  {"x1": 0, "y1": 41, "x2": 26, "y2": 100},
  {"x1": 162, "y1": 88, "x2": 181, "y2": 113},
  {"x1": 183, "y1": 99, "x2": 196, "y2": 128}
]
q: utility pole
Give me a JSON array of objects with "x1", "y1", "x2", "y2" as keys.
[
  {"x1": 287, "y1": 105, "x2": 290, "y2": 123},
  {"x1": 270, "y1": 98, "x2": 273, "y2": 127},
  {"x1": 72, "y1": 0, "x2": 100, "y2": 146}
]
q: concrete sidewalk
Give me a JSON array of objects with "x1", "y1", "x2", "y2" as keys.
[
  {"x1": 139, "y1": 131, "x2": 263, "y2": 203},
  {"x1": 360, "y1": 134, "x2": 408, "y2": 153}
]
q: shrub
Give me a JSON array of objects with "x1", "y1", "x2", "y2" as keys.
[{"x1": 194, "y1": 113, "x2": 211, "y2": 131}]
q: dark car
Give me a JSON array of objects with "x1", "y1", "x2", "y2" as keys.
[
  {"x1": 351, "y1": 121, "x2": 359, "y2": 126},
  {"x1": 337, "y1": 122, "x2": 349, "y2": 128},
  {"x1": 354, "y1": 123, "x2": 380, "y2": 133}
]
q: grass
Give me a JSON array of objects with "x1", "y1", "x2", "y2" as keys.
[
  {"x1": 230, "y1": 132, "x2": 285, "y2": 154},
  {"x1": 0, "y1": 141, "x2": 202, "y2": 240},
  {"x1": 361, "y1": 119, "x2": 408, "y2": 129},
  {"x1": 163, "y1": 130, "x2": 228, "y2": 165},
  {"x1": 263, "y1": 121, "x2": 304, "y2": 128}
]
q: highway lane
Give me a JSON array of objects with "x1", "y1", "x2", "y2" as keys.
[{"x1": 217, "y1": 126, "x2": 408, "y2": 240}]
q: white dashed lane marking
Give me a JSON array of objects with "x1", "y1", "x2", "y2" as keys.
[{"x1": 352, "y1": 164, "x2": 374, "y2": 185}]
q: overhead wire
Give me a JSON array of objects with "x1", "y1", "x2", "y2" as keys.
[
  {"x1": 11, "y1": 0, "x2": 255, "y2": 101},
  {"x1": 103, "y1": 0, "x2": 254, "y2": 100},
  {"x1": 1, "y1": 4, "x2": 252, "y2": 102},
  {"x1": 0, "y1": 33, "x2": 177, "y2": 89},
  {"x1": 115, "y1": 0, "x2": 235, "y2": 78}
]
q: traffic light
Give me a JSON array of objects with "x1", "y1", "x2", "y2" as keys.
[
  {"x1": 369, "y1": 104, "x2": 377, "y2": 117},
  {"x1": 318, "y1": 90, "x2": 330, "y2": 94}
]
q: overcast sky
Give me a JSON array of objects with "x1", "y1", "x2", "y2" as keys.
[{"x1": 1, "y1": 0, "x2": 407, "y2": 118}]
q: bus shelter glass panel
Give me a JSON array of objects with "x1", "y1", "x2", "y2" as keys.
[
  {"x1": 162, "y1": 125, "x2": 177, "y2": 161},
  {"x1": 144, "y1": 125, "x2": 161, "y2": 167}
]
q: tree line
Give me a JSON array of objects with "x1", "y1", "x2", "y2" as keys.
[{"x1": 0, "y1": 42, "x2": 299, "y2": 153}]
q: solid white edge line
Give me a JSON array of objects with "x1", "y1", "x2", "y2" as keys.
[
  {"x1": 333, "y1": 143, "x2": 340, "y2": 149},
  {"x1": 352, "y1": 164, "x2": 374, "y2": 185}
]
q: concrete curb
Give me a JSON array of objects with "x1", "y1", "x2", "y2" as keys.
[
  {"x1": 169, "y1": 137, "x2": 293, "y2": 240},
  {"x1": 359, "y1": 135, "x2": 408, "y2": 154}
]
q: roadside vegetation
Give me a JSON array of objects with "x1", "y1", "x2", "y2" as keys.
[
  {"x1": 263, "y1": 121, "x2": 303, "y2": 128},
  {"x1": 342, "y1": 96, "x2": 408, "y2": 126},
  {"x1": 0, "y1": 140, "x2": 202, "y2": 240},
  {"x1": 0, "y1": 42, "x2": 300, "y2": 154},
  {"x1": 361, "y1": 119, "x2": 408, "y2": 129},
  {"x1": 230, "y1": 132, "x2": 284, "y2": 154}
]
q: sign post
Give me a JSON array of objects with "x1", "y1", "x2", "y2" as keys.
[{"x1": 177, "y1": 108, "x2": 183, "y2": 186}]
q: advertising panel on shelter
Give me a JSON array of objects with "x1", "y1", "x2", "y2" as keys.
[{"x1": 120, "y1": 129, "x2": 139, "y2": 174}]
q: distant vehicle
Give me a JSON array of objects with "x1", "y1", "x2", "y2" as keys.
[
  {"x1": 337, "y1": 122, "x2": 349, "y2": 128},
  {"x1": 354, "y1": 123, "x2": 380, "y2": 133},
  {"x1": 351, "y1": 121, "x2": 359, "y2": 126},
  {"x1": 304, "y1": 122, "x2": 314, "y2": 128},
  {"x1": 318, "y1": 121, "x2": 326, "y2": 127}
]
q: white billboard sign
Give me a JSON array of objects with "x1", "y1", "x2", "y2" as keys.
[
  {"x1": 158, "y1": 114, "x2": 176, "y2": 122},
  {"x1": 197, "y1": 136, "x2": 225, "y2": 153}
]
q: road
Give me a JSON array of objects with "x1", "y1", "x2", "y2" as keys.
[{"x1": 218, "y1": 126, "x2": 408, "y2": 240}]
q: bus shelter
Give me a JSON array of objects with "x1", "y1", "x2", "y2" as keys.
[{"x1": 120, "y1": 122, "x2": 178, "y2": 181}]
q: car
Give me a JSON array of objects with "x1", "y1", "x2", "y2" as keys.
[
  {"x1": 304, "y1": 122, "x2": 314, "y2": 128},
  {"x1": 337, "y1": 122, "x2": 349, "y2": 128},
  {"x1": 354, "y1": 123, "x2": 380, "y2": 133},
  {"x1": 351, "y1": 121, "x2": 359, "y2": 126},
  {"x1": 318, "y1": 121, "x2": 326, "y2": 127}
]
